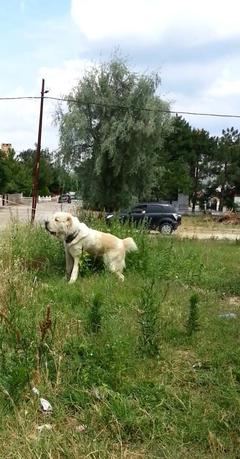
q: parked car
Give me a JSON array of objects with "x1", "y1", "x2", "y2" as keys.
[
  {"x1": 58, "y1": 193, "x2": 71, "y2": 204},
  {"x1": 106, "y1": 203, "x2": 182, "y2": 234}
]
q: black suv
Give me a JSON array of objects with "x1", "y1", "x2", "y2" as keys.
[
  {"x1": 58, "y1": 194, "x2": 71, "y2": 204},
  {"x1": 106, "y1": 203, "x2": 181, "y2": 234}
]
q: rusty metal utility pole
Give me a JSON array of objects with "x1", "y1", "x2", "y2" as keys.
[{"x1": 31, "y1": 78, "x2": 46, "y2": 223}]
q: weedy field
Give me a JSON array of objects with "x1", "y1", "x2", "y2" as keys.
[{"x1": 0, "y1": 217, "x2": 240, "y2": 458}]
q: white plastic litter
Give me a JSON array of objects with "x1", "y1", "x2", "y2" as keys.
[
  {"x1": 192, "y1": 362, "x2": 202, "y2": 369},
  {"x1": 32, "y1": 387, "x2": 40, "y2": 396},
  {"x1": 75, "y1": 425, "x2": 86, "y2": 433},
  {"x1": 40, "y1": 398, "x2": 53, "y2": 412},
  {"x1": 192, "y1": 361, "x2": 211, "y2": 370},
  {"x1": 37, "y1": 424, "x2": 52, "y2": 432},
  {"x1": 218, "y1": 312, "x2": 237, "y2": 319}
]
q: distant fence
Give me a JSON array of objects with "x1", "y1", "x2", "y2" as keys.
[
  {"x1": 38, "y1": 196, "x2": 52, "y2": 202},
  {"x1": 0, "y1": 194, "x2": 58, "y2": 206}
]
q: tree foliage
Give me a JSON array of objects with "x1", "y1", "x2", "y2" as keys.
[
  {"x1": 57, "y1": 57, "x2": 172, "y2": 210},
  {"x1": 0, "y1": 150, "x2": 10, "y2": 192},
  {"x1": 209, "y1": 127, "x2": 240, "y2": 210},
  {"x1": 0, "y1": 148, "x2": 75, "y2": 196},
  {"x1": 155, "y1": 116, "x2": 193, "y2": 201}
]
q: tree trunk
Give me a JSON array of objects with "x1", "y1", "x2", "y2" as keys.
[
  {"x1": 219, "y1": 193, "x2": 224, "y2": 212},
  {"x1": 192, "y1": 194, "x2": 196, "y2": 212},
  {"x1": 191, "y1": 164, "x2": 199, "y2": 212}
]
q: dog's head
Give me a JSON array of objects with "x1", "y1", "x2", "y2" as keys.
[
  {"x1": 45, "y1": 212, "x2": 74, "y2": 241},
  {"x1": 45, "y1": 212, "x2": 90, "y2": 242}
]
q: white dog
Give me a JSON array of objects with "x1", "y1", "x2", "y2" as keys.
[{"x1": 45, "y1": 211, "x2": 137, "y2": 283}]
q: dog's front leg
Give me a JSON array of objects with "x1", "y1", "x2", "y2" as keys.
[
  {"x1": 69, "y1": 256, "x2": 80, "y2": 284},
  {"x1": 65, "y1": 247, "x2": 74, "y2": 278}
]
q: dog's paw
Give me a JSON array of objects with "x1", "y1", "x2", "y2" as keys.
[{"x1": 68, "y1": 278, "x2": 77, "y2": 284}]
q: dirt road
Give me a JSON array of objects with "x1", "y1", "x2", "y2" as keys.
[
  {"x1": 176, "y1": 227, "x2": 240, "y2": 240},
  {"x1": 0, "y1": 200, "x2": 79, "y2": 229},
  {"x1": 1, "y1": 202, "x2": 240, "y2": 240}
]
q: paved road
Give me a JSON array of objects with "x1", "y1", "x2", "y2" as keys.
[
  {"x1": 0, "y1": 200, "x2": 79, "y2": 229},
  {"x1": 1, "y1": 202, "x2": 240, "y2": 240}
]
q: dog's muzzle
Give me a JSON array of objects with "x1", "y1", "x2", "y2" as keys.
[{"x1": 45, "y1": 221, "x2": 56, "y2": 236}]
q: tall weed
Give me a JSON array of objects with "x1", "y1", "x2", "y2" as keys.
[
  {"x1": 1, "y1": 222, "x2": 64, "y2": 274},
  {"x1": 138, "y1": 281, "x2": 161, "y2": 357}
]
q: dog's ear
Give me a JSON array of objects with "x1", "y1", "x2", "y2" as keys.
[{"x1": 66, "y1": 214, "x2": 72, "y2": 226}]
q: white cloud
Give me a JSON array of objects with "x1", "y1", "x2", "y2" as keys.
[
  {"x1": 195, "y1": 56, "x2": 240, "y2": 98},
  {"x1": 207, "y1": 70, "x2": 240, "y2": 100},
  {"x1": 0, "y1": 59, "x2": 95, "y2": 153},
  {"x1": 71, "y1": 0, "x2": 240, "y2": 45},
  {"x1": 160, "y1": 62, "x2": 238, "y2": 113},
  {"x1": 71, "y1": 0, "x2": 169, "y2": 42},
  {"x1": 207, "y1": 76, "x2": 240, "y2": 98},
  {"x1": 38, "y1": 58, "x2": 94, "y2": 95},
  {"x1": 0, "y1": 94, "x2": 41, "y2": 153},
  {"x1": 38, "y1": 59, "x2": 93, "y2": 150},
  {"x1": 164, "y1": 85, "x2": 240, "y2": 136},
  {"x1": 38, "y1": 58, "x2": 95, "y2": 152},
  {"x1": 0, "y1": 84, "x2": 38, "y2": 147}
]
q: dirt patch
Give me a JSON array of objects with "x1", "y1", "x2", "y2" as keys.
[
  {"x1": 228, "y1": 296, "x2": 240, "y2": 306},
  {"x1": 176, "y1": 228, "x2": 240, "y2": 240},
  {"x1": 220, "y1": 295, "x2": 240, "y2": 310},
  {"x1": 218, "y1": 211, "x2": 240, "y2": 225}
]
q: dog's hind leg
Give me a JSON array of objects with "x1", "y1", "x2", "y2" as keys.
[
  {"x1": 103, "y1": 253, "x2": 125, "y2": 281},
  {"x1": 115, "y1": 271, "x2": 125, "y2": 281}
]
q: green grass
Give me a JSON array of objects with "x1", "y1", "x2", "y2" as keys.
[{"x1": 0, "y1": 220, "x2": 240, "y2": 457}]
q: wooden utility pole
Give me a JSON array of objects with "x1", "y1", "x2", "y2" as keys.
[{"x1": 31, "y1": 78, "x2": 45, "y2": 223}]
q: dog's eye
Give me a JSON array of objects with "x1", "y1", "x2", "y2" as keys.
[{"x1": 55, "y1": 217, "x2": 60, "y2": 222}]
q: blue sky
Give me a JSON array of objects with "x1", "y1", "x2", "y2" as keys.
[{"x1": 1, "y1": 0, "x2": 240, "y2": 152}]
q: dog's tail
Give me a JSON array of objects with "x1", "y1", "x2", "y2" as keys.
[{"x1": 123, "y1": 237, "x2": 138, "y2": 253}]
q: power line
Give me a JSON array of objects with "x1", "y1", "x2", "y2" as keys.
[
  {"x1": 0, "y1": 96, "x2": 40, "y2": 100},
  {"x1": 1, "y1": 94, "x2": 240, "y2": 119},
  {"x1": 45, "y1": 96, "x2": 240, "y2": 119}
]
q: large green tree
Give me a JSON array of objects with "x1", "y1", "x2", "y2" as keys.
[
  {"x1": 17, "y1": 149, "x2": 54, "y2": 196},
  {"x1": 16, "y1": 149, "x2": 77, "y2": 196},
  {"x1": 56, "y1": 57, "x2": 172, "y2": 210},
  {"x1": 210, "y1": 127, "x2": 240, "y2": 210},
  {"x1": 0, "y1": 148, "x2": 75, "y2": 197},
  {"x1": 154, "y1": 115, "x2": 193, "y2": 201},
  {"x1": 0, "y1": 150, "x2": 10, "y2": 193},
  {"x1": 158, "y1": 116, "x2": 217, "y2": 210},
  {"x1": 188, "y1": 128, "x2": 216, "y2": 211}
]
